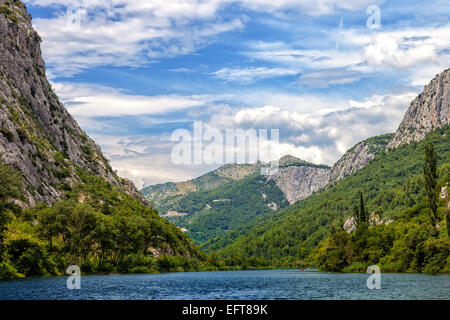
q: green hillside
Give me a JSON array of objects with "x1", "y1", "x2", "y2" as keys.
[
  {"x1": 0, "y1": 164, "x2": 210, "y2": 279},
  {"x1": 203, "y1": 126, "x2": 450, "y2": 271},
  {"x1": 141, "y1": 163, "x2": 260, "y2": 209},
  {"x1": 164, "y1": 173, "x2": 290, "y2": 244}
]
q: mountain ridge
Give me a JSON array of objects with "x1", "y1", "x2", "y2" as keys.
[
  {"x1": 388, "y1": 68, "x2": 450, "y2": 148},
  {"x1": 0, "y1": 0, "x2": 149, "y2": 208}
]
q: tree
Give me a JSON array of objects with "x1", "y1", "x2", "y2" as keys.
[
  {"x1": 352, "y1": 192, "x2": 368, "y2": 229},
  {"x1": 359, "y1": 192, "x2": 367, "y2": 225},
  {"x1": 423, "y1": 143, "x2": 438, "y2": 230},
  {"x1": 353, "y1": 205, "x2": 360, "y2": 228},
  {"x1": 444, "y1": 183, "x2": 450, "y2": 238},
  {"x1": 0, "y1": 162, "x2": 22, "y2": 261}
]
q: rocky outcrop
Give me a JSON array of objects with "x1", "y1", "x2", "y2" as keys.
[
  {"x1": 388, "y1": 69, "x2": 450, "y2": 148},
  {"x1": 0, "y1": 0, "x2": 149, "y2": 207},
  {"x1": 329, "y1": 133, "x2": 394, "y2": 185},
  {"x1": 267, "y1": 164, "x2": 330, "y2": 204}
]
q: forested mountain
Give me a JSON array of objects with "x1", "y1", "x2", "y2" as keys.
[
  {"x1": 200, "y1": 69, "x2": 450, "y2": 272},
  {"x1": 141, "y1": 162, "x2": 261, "y2": 209},
  {"x1": 0, "y1": 0, "x2": 209, "y2": 279},
  {"x1": 145, "y1": 156, "x2": 331, "y2": 244},
  {"x1": 141, "y1": 134, "x2": 395, "y2": 246},
  {"x1": 203, "y1": 126, "x2": 449, "y2": 271}
]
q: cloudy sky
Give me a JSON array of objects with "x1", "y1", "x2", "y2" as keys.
[{"x1": 24, "y1": 0, "x2": 450, "y2": 189}]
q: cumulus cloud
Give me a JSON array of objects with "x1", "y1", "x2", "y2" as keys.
[
  {"x1": 204, "y1": 91, "x2": 417, "y2": 165},
  {"x1": 56, "y1": 79, "x2": 418, "y2": 186},
  {"x1": 91, "y1": 133, "x2": 221, "y2": 187}
]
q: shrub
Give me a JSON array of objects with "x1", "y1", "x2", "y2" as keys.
[
  {"x1": 7, "y1": 239, "x2": 50, "y2": 277},
  {"x1": 0, "y1": 261, "x2": 23, "y2": 280},
  {"x1": 0, "y1": 128, "x2": 14, "y2": 142},
  {"x1": 95, "y1": 261, "x2": 114, "y2": 274}
]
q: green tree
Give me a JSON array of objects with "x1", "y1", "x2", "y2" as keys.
[
  {"x1": 359, "y1": 192, "x2": 367, "y2": 225},
  {"x1": 444, "y1": 183, "x2": 450, "y2": 238},
  {"x1": 0, "y1": 162, "x2": 22, "y2": 261},
  {"x1": 423, "y1": 143, "x2": 438, "y2": 230}
]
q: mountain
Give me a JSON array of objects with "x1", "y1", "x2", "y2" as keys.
[
  {"x1": 201, "y1": 69, "x2": 450, "y2": 269},
  {"x1": 140, "y1": 134, "x2": 394, "y2": 245},
  {"x1": 204, "y1": 125, "x2": 450, "y2": 267},
  {"x1": 0, "y1": 1, "x2": 207, "y2": 279},
  {"x1": 388, "y1": 68, "x2": 450, "y2": 148},
  {"x1": 140, "y1": 135, "x2": 395, "y2": 245},
  {"x1": 328, "y1": 134, "x2": 394, "y2": 184},
  {"x1": 0, "y1": 1, "x2": 147, "y2": 208},
  {"x1": 141, "y1": 156, "x2": 331, "y2": 244},
  {"x1": 141, "y1": 163, "x2": 260, "y2": 208}
]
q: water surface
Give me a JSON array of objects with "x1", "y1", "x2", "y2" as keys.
[{"x1": 0, "y1": 270, "x2": 449, "y2": 300}]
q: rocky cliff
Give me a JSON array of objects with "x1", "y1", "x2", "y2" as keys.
[
  {"x1": 0, "y1": 0, "x2": 148, "y2": 207},
  {"x1": 267, "y1": 156, "x2": 330, "y2": 204},
  {"x1": 388, "y1": 68, "x2": 450, "y2": 148},
  {"x1": 329, "y1": 133, "x2": 394, "y2": 185}
]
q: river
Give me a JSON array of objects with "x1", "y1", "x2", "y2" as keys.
[{"x1": 0, "y1": 270, "x2": 449, "y2": 300}]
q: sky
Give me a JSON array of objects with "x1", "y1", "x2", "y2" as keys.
[{"x1": 23, "y1": 0, "x2": 450, "y2": 189}]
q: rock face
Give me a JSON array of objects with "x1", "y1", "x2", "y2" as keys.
[
  {"x1": 267, "y1": 164, "x2": 330, "y2": 204},
  {"x1": 388, "y1": 69, "x2": 450, "y2": 148},
  {"x1": 329, "y1": 133, "x2": 394, "y2": 185},
  {"x1": 0, "y1": 1, "x2": 148, "y2": 207}
]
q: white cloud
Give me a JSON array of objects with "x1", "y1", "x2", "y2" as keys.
[
  {"x1": 237, "y1": 0, "x2": 385, "y2": 16},
  {"x1": 55, "y1": 80, "x2": 419, "y2": 186},
  {"x1": 243, "y1": 24, "x2": 450, "y2": 87},
  {"x1": 211, "y1": 67, "x2": 298, "y2": 82},
  {"x1": 27, "y1": 0, "x2": 244, "y2": 76},
  {"x1": 91, "y1": 133, "x2": 221, "y2": 187},
  {"x1": 52, "y1": 82, "x2": 219, "y2": 117},
  {"x1": 205, "y1": 91, "x2": 417, "y2": 165},
  {"x1": 25, "y1": 0, "x2": 389, "y2": 76}
]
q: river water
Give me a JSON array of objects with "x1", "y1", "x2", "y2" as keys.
[{"x1": 0, "y1": 270, "x2": 449, "y2": 300}]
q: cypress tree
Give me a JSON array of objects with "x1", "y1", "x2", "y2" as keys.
[{"x1": 359, "y1": 192, "x2": 367, "y2": 224}]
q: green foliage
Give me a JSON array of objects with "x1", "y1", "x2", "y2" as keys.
[
  {"x1": 0, "y1": 261, "x2": 23, "y2": 279},
  {"x1": 204, "y1": 126, "x2": 450, "y2": 270},
  {"x1": 0, "y1": 161, "x2": 22, "y2": 261},
  {"x1": 163, "y1": 174, "x2": 289, "y2": 244},
  {"x1": 312, "y1": 138, "x2": 450, "y2": 273},
  {"x1": 0, "y1": 166, "x2": 210, "y2": 279},
  {"x1": 7, "y1": 239, "x2": 56, "y2": 276},
  {"x1": 423, "y1": 142, "x2": 438, "y2": 229},
  {"x1": 313, "y1": 213, "x2": 450, "y2": 273}
]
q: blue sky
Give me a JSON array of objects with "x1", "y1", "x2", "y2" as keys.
[{"x1": 24, "y1": 0, "x2": 450, "y2": 188}]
